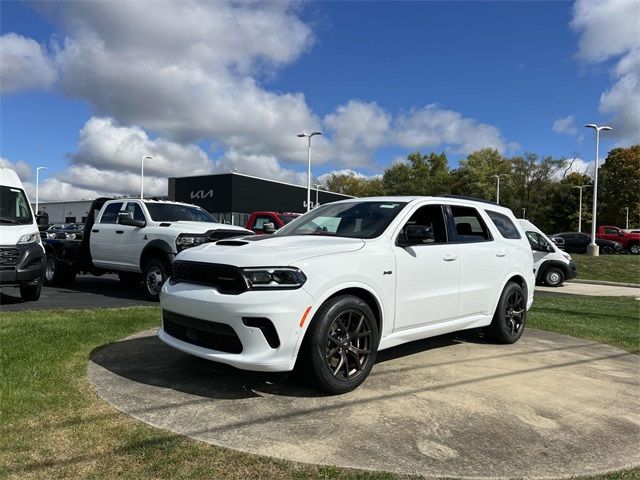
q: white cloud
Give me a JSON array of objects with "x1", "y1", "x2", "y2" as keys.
[
  {"x1": 553, "y1": 115, "x2": 579, "y2": 135},
  {"x1": 571, "y1": 0, "x2": 640, "y2": 145},
  {"x1": 0, "y1": 33, "x2": 57, "y2": 93},
  {"x1": 0, "y1": 156, "x2": 33, "y2": 181},
  {"x1": 554, "y1": 156, "x2": 594, "y2": 180},
  {"x1": 394, "y1": 105, "x2": 508, "y2": 154}
]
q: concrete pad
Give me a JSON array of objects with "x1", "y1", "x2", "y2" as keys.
[
  {"x1": 88, "y1": 329, "x2": 640, "y2": 479},
  {"x1": 536, "y1": 282, "x2": 640, "y2": 297}
]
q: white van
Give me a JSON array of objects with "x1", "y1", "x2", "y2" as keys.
[
  {"x1": 518, "y1": 219, "x2": 576, "y2": 287},
  {"x1": 0, "y1": 168, "x2": 45, "y2": 301}
]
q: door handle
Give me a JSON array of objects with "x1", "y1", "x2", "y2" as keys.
[
  {"x1": 92, "y1": 229, "x2": 99, "y2": 233},
  {"x1": 496, "y1": 250, "x2": 507, "y2": 257},
  {"x1": 443, "y1": 254, "x2": 458, "y2": 262},
  {"x1": 115, "y1": 230, "x2": 124, "y2": 234}
]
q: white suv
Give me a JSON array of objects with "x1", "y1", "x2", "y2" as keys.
[{"x1": 159, "y1": 196, "x2": 535, "y2": 394}]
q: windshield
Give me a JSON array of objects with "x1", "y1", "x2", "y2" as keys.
[
  {"x1": 145, "y1": 202, "x2": 217, "y2": 223},
  {"x1": 0, "y1": 186, "x2": 33, "y2": 225},
  {"x1": 276, "y1": 201, "x2": 407, "y2": 239}
]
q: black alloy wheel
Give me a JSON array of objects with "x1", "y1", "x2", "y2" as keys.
[
  {"x1": 487, "y1": 282, "x2": 527, "y2": 344},
  {"x1": 325, "y1": 309, "x2": 374, "y2": 381}
]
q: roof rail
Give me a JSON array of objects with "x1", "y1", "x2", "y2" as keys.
[{"x1": 440, "y1": 194, "x2": 497, "y2": 206}]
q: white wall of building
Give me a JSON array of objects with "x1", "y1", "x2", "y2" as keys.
[{"x1": 32, "y1": 201, "x2": 93, "y2": 224}]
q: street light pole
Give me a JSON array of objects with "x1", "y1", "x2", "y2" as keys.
[
  {"x1": 313, "y1": 183, "x2": 322, "y2": 209},
  {"x1": 584, "y1": 124, "x2": 612, "y2": 256},
  {"x1": 625, "y1": 206, "x2": 629, "y2": 229},
  {"x1": 492, "y1": 174, "x2": 508, "y2": 204},
  {"x1": 297, "y1": 132, "x2": 322, "y2": 212},
  {"x1": 141, "y1": 155, "x2": 152, "y2": 199},
  {"x1": 35, "y1": 166, "x2": 47, "y2": 215},
  {"x1": 572, "y1": 184, "x2": 590, "y2": 232}
]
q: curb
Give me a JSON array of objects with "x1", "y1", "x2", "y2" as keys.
[{"x1": 568, "y1": 279, "x2": 640, "y2": 288}]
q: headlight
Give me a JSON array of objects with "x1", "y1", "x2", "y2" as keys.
[
  {"x1": 176, "y1": 234, "x2": 208, "y2": 251},
  {"x1": 241, "y1": 267, "x2": 306, "y2": 289},
  {"x1": 562, "y1": 252, "x2": 572, "y2": 261},
  {"x1": 18, "y1": 232, "x2": 41, "y2": 245},
  {"x1": 65, "y1": 233, "x2": 77, "y2": 240}
]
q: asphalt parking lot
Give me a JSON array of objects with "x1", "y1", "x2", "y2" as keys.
[{"x1": 0, "y1": 274, "x2": 155, "y2": 311}]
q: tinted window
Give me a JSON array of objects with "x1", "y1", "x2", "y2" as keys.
[
  {"x1": 604, "y1": 227, "x2": 618, "y2": 234},
  {"x1": 253, "y1": 215, "x2": 275, "y2": 229},
  {"x1": 100, "y1": 202, "x2": 123, "y2": 224},
  {"x1": 401, "y1": 204, "x2": 448, "y2": 244},
  {"x1": 450, "y1": 206, "x2": 491, "y2": 242},
  {"x1": 486, "y1": 210, "x2": 521, "y2": 239},
  {"x1": 0, "y1": 186, "x2": 33, "y2": 225},
  {"x1": 145, "y1": 202, "x2": 217, "y2": 222},
  {"x1": 125, "y1": 202, "x2": 146, "y2": 222},
  {"x1": 278, "y1": 214, "x2": 299, "y2": 224},
  {"x1": 277, "y1": 201, "x2": 407, "y2": 239}
]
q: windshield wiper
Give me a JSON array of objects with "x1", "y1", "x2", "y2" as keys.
[{"x1": 0, "y1": 217, "x2": 21, "y2": 224}]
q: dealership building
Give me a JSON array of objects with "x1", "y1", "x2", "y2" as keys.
[{"x1": 35, "y1": 172, "x2": 352, "y2": 225}]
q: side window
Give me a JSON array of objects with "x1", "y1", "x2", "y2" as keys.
[
  {"x1": 486, "y1": 210, "x2": 521, "y2": 239},
  {"x1": 253, "y1": 216, "x2": 274, "y2": 229},
  {"x1": 450, "y1": 206, "x2": 491, "y2": 242},
  {"x1": 100, "y1": 202, "x2": 123, "y2": 224},
  {"x1": 604, "y1": 227, "x2": 618, "y2": 234},
  {"x1": 124, "y1": 202, "x2": 146, "y2": 222},
  {"x1": 526, "y1": 231, "x2": 541, "y2": 250},
  {"x1": 401, "y1": 204, "x2": 448, "y2": 244}
]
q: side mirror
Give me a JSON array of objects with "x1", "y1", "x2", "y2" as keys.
[
  {"x1": 263, "y1": 222, "x2": 277, "y2": 234},
  {"x1": 117, "y1": 211, "x2": 146, "y2": 228},
  {"x1": 400, "y1": 225, "x2": 434, "y2": 246}
]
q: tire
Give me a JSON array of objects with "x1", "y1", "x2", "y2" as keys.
[
  {"x1": 118, "y1": 272, "x2": 142, "y2": 287},
  {"x1": 142, "y1": 258, "x2": 169, "y2": 301},
  {"x1": 543, "y1": 267, "x2": 565, "y2": 287},
  {"x1": 43, "y1": 253, "x2": 76, "y2": 286},
  {"x1": 601, "y1": 245, "x2": 614, "y2": 255},
  {"x1": 20, "y1": 283, "x2": 41, "y2": 302},
  {"x1": 629, "y1": 243, "x2": 640, "y2": 255},
  {"x1": 298, "y1": 295, "x2": 379, "y2": 394},
  {"x1": 486, "y1": 282, "x2": 527, "y2": 344}
]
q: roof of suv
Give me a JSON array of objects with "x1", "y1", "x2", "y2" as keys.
[{"x1": 329, "y1": 195, "x2": 513, "y2": 213}]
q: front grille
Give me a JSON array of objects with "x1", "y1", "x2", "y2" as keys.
[
  {"x1": 0, "y1": 248, "x2": 21, "y2": 266},
  {"x1": 162, "y1": 310, "x2": 243, "y2": 353},
  {"x1": 170, "y1": 260, "x2": 247, "y2": 294}
]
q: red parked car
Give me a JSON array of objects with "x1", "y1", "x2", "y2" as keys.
[
  {"x1": 596, "y1": 226, "x2": 640, "y2": 254},
  {"x1": 245, "y1": 211, "x2": 301, "y2": 234}
]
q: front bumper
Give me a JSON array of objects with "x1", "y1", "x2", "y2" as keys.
[
  {"x1": 159, "y1": 281, "x2": 315, "y2": 372},
  {"x1": 566, "y1": 260, "x2": 577, "y2": 280},
  {"x1": 0, "y1": 243, "x2": 45, "y2": 287}
]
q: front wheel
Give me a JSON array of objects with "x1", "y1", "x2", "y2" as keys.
[
  {"x1": 543, "y1": 267, "x2": 564, "y2": 287},
  {"x1": 486, "y1": 282, "x2": 527, "y2": 344},
  {"x1": 299, "y1": 295, "x2": 379, "y2": 394},
  {"x1": 143, "y1": 258, "x2": 169, "y2": 301},
  {"x1": 601, "y1": 245, "x2": 614, "y2": 255},
  {"x1": 44, "y1": 253, "x2": 75, "y2": 286},
  {"x1": 20, "y1": 284, "x2": 41, "y2": 301},
  {"x1": 629, "y1": 243, "x2": 640, "y2": 255}
]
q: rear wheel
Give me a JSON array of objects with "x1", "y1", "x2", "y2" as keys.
[
  {"x1": 143, "y1": 258, "x2": 169, "y2": 301},
  {"x1": 629, "y1": 243, "x2": 640, "y2": 255},
  {"x1": 601, "y1": 245, "x2": 614, "y2": 255},
  {"x1": 543, "y1": 267, "x2": 564, "y2": 287},
  {"x1": 44, "y1": 253, "x2": 76, "y2": 286},
  {"x1": 20, "y1": 283, "x2": 41, "y2": 301},
  {"x1": 487, "y1": 282, "x2": 526, "y2": 344},
  {"x1": 299, "y1": 295, "x2": 379, "y2": 394}
]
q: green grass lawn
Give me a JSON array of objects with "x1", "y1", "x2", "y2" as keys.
[
  {"x1": 1, "y1": 300, "x2": 638, "y2": 479},
  {"x1": 572, "y1": 253, "x2": 640, "y2": 284}
]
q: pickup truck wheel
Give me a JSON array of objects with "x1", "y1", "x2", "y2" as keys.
[
  {"x1": 143, "y1": 258, "x2": 168, "y2": 301},
  {"x1": 629, "y1": 243, "x2": 640, "y2": 255},
  {"x1": 543, "y1": 267, "x2": 564, "y2": 287},
  {"x1": 487, "y1": 282, "x2": 526, "y2": 344},
  {"x1": 44, "y1": 253, "x2": 76, "y2": 286},
  {"x1": 299, "y1": 295, "x2": 379, "y2": 394},
  {"x1": 20, "y1": 284, "x2": 41, "y2": 301}
]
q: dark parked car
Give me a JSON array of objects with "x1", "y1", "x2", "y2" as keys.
[
  {"x1": 46, "y1": 223, "x2": 85, "y2": 240},
  {"x1": 550, "y1": 232, "x2": 626, "y2": 255}
]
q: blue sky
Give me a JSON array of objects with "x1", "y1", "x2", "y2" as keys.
[{"x1": 1, "y1": 0, "x2": 637, "y2": 200}]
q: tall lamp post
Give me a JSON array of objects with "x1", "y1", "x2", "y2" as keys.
[
  {"x1": 572, "y1": 184, "x2": 590, "y2": 232},
  {"x1": 35, "y1": 166, "x2": 47, "y2": 215},
  {"x1": 140, "y1": 155, "x2": 152, "y2": 199},
  {"x1": 492, "y1": 173, "x2": 508, "y2": 204},
  {"x1": 313, "y1": 183, "x2": 322, "y2": 209},
  {"x1": 625, "y1": 206, "x2": 629, "y2": 229},
  {"x1": 297, "y1": 132, "x2": 322, "y2": 212},
  {"x1": 584, "y1": 123, "x2": 612, "y2": 256}
]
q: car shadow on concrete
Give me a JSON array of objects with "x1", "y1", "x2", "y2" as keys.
[{"x1": 89, "y1": 330, "x2": 477, "y2": 400}]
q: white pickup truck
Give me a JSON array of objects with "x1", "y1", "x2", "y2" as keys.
[{"x1": 42, "y1": 197, "x2": 252, "y2": 300}]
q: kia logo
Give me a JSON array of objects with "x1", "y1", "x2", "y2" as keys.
[{"x1": 190, "y1": 190, "x2": 213, "y2": 199}]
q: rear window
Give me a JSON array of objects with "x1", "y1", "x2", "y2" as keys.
[
  {"x1": 486, "y1": 210, "x2": 521, "y2": 239},
  {"x1": 450, "y1": 206, "x2": 492, "y2": 242}
]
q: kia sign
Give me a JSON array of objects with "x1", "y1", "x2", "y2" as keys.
[{"x1": 190, "y1": 190, "x2": 214, "y2": 200}]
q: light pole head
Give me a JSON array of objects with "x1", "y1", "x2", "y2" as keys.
[
  {"x1": 310, "y1": 131, "x2": 322, "y2": 137},
  {"x1": 143, "y1": 155, "x2": 152, "y2": 160},
  {"x1": 297, "y1": 133, "x2": 307, "y2": 138},
  {"x1": 601, "y1": 126, "x2": 612, "y2": 131}
]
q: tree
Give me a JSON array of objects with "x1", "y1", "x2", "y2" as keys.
[
  {"x1": 597, "y1": 145, "x2": 640, "y2": 228},
  {"x1": 451, "y1": 148, "x2": 510, "y2": 201},
  {"x1": 545, "y1": 171, "x2": 593, "y2": 234},
  {"x1": 382, "y1": 152, "x2": 451, "y2": 195},
  {"x1": 318, "y1": 170, "x2": 385, "y2": 198}
]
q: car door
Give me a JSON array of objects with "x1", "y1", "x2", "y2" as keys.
[
  {"x1": 560, "y1": 234, "x2": 578, "y2": 253},
  {"x1": 450, "y1": 205, "x2": 509, "y2": 318},
  {"x1": 113, "y1": 201, "x2": 148, "y2": 269},
  {"x1": 393, "y1": 203, "x2": 460, "y2": 330},
  {"x1": 90, "y1": 201, "x2": 123, "y2": 268}
]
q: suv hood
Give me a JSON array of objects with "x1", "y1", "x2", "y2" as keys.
[
  {"x1": 176, "y1": 235, "x2": 365, "y2": 266},
  {"x1": 157, "y1": 221, "x2": 251, "y2": 235}
]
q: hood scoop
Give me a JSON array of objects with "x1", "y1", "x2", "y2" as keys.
[{"x1": 216, "y1": 240, "x2": 249, "y2": 246}]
